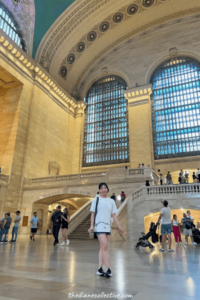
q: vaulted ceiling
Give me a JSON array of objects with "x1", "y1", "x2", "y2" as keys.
[{"x1": 33, "y1": 0, "x2": 75, "y2": 57}]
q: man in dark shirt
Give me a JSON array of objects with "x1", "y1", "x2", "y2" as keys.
[
  {"x1": 111, "y1": 193, "x2": 116, "y2": 202},
  {"x1": 0, "y1": 212, "x2": 12, "y2": 244},
  {"x1": 51, "y1": 206, "x2": 63, "y2": 246}
]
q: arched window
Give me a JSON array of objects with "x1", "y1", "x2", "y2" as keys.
[
  {"x1": 0, "y1": 4, "x2": 26, "y2": 51},
  {"x1": 83, "y1": 75, "x2": 129, "y2": 167},
  {"x1": 151, "y1": 57, "x2": 200, "y2": 159}
]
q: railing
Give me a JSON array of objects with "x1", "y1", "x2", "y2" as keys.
[
  {"x1": 131, "y1": 184, "x2": 200, "y2": 200},
  {"x1": 56, "y1": 175, "x2": 78, "y2": 181},
  {"x1": 80, "y1": 172, "x2": 107, "y2": 179},
  {"x1": 129, "y1": 168, "x2": 144, "y2": 175},
  {"x1": 152, "y1": 170, "x2": 160, "y2": 185},
  {"x1": 0, "y1": 174, "x2": 9, "y2": 183},
  {"x1": 67, "y1": 200, "x2": 92, "y2": 236}
]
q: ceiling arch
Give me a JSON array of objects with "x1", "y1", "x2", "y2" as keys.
[
  {"x1": 1, "y1": 0, "x2": 35, "y2": 56},
  {"x1": 36, "y1": 0, "x2": 200, "y2": 100}
]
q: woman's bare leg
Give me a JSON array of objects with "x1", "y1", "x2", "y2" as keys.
[
  {"x1": 98, "y1": 234, "x2": 110, "y2": 269},
  {"x1": 62, "y1": 228, "x2": 67, "y2": 242}
]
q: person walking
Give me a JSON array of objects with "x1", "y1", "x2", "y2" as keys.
[
  {"x1": 9, "y1": 211, "x2": 21, "y2": 243},
  {"x1": 157, "y1": 200, "x2": 174, "y2": 252},
  {"x1": 181, "y1": 213, "x2": 197, "y2": 245},
  {"x1": 110, "y1": 193, "x2": 116, "y2": 202},
  {"x1": 30, "y1": 212, "x2": 39, "y2": 241},
  {"x1": 88, "y1": 182, "x2": 124, "y2": 278},
  {"x1": 60, "y1": 208, "x2": 70, "y2": 246},
  {"x1": 120, "y1": 191, "x2": 126, "y2": 205},
  {"x1": 51, "y1": 205, "x2": 63, "y2": 246},
  {"x1": 0, "y1": 213, "x2": 12, "y2": 244},
  {"x1": 171, "y1": 214, "x2": 182, "y2": 245}
]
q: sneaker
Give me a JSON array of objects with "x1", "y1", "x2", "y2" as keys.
[
  {"x1": 96, "y1": 267, "x2": 105, "y2": 276},
  {"x1": 30, "y1": 236, "x2": 32, "y2": 241},
  {"x1": 159, "y1": 248, "x2": 165, "y2": 252},
  {"x1": 60, "y1": 242, "x2": 65, "y2": 246},
  {"x1": 12, "y1": 240, "x2": 16, "y2": 243},
  {"x1": 192, "y1": 242, "x2": 197, "y2": 246},
  {"x1": 176, "y1": 243, "x2": 178, "y2": 245},
  {"x1": 3, "y1": 241, "x2": 8, "y2": 244},
  {"x1": 179, "y1": 242, "x2": 182, "y2": 245},
  {"x1": 168, "y1": 249, "x2": 174, "y2": 252},
  {"x1": 9, "y1": 240, "x2": 14, "y2": 243},
  {"x1": 66, "y1": 239, "x2": 70, "y2": 246},
  {"x1": 185, "y1": 242, "x2": 188, "y2": 245},
  {"x1": 104, "y1": 268, "x2": 112, "y2": 278},
  {"x1": 53, "y1": 241, "x2": 57, "y2": 246}
]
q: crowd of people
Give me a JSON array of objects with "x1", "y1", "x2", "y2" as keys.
[
  {"x1": 0, "y1": 211, "x2": 21, "y2": 244},
  {"x1": 157, "y1": 201, "x2": 198, "y2": 252},
  {"x1": 159, "y1": 168, "x2": 200, "y2": 185}
]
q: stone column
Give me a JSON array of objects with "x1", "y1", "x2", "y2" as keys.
[{"x1": 124, "y1": 84, "x2": 154, "y2": 169}]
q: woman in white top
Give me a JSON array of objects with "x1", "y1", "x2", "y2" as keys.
[
  {"x1": 171, "y1": 214, "x2": 182, "y2": 245},
  {"x1": 88, "y1": 182, "x2": 123, "y2": 278}
]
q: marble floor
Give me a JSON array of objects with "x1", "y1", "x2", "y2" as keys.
[{"x1": 0, "y1": 235, "x2": 199, "y2": 300}]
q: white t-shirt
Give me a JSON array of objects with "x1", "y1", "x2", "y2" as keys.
[
  {"x1": 196, "y1": 170, "x2": 200, "y2": 176},
  {"x1": 90, "y1": 196, "x2": 118, "y2": 233},
  {"x1": 173, "y1": 220, "x2": 179, "y2": 226},
  {"x1": 161, "y1": 207, "x2": 171, "y2": 225}
]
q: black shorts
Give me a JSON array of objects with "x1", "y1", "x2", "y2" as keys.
[
  {"x1": 31, "y1": 228, "x2": 37, "y2": 234},
  {"x1": 61, "y1": 224, "x2": 68, "y2": 229}
]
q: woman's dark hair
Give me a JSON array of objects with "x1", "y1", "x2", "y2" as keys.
[
  {"x1": 173, "y1": 214, "x2": 176, "y2": 219},
  {"x1": 63, "y1": 207, "x2": 69, "y2": 216},
  {"x1": 99, "y1": 182, "x2": 109, "y2": 192}
]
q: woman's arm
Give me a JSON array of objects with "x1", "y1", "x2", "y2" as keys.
[
  {"x1": 112, "y1": 214, "x2": 124, "y2": 235},
  {"x1": 88, "y1": 212, "x2": 95, "y2": 232}
]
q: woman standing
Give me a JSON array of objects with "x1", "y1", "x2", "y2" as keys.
[
  {"x1": 172, "y1": 214, "x2": 182, "y2": 245},
  {"x1": 88, "y1": 183, "x2": 124, "y2": 278},
  {"x1": 60, "y1": 208, "x2": 70, "y2": 246}
]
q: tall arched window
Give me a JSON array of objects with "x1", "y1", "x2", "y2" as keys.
[
  {"x1": 0, "y1": 4, "x2": 26, "y2": 51},
  {"x1": 83, "y1": 75, "x2": 129, "y2": 167},
  {"x1": 151, "y1": 57, "x2": 200, "y2": 159}
]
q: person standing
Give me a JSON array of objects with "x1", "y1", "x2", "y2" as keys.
[
  {"x1": 51, "y1": 205, "x2": 63, "y2": 246},
  {"x1": 30, "y1": 212, "x2": 39, "y2": 241},
  {"x1": 0, "y1": 213, "x2": 12, "y2": 244},
  {"x1": 110, "y1": 193, "x2": 116, "y2": 202},
  {"x1": 192, "y1": 172, "x2": 197, "y2": 182},
  {"x1": 9, "y1": 211, "x2": 21, "y2": 243},
  {"x1": 157, "y1": 200, "x2": 174, "y2": 252},
  {"x1": 137, "y1": 164, "x2": 141, "y2": 168},
  {"x1": 60, "y1": 208, "x2": 70, "y2": 246},
  {"x1": 181, "y1": 213, "x2": 197, "y2": 245},
  {"x1": 196, "y1": 168, "x2": 200, "y2": 182},
  {"x1": 88, "y1": 182, "x2": 123, "y2": 278},
  {"x1": 166, "y1": 172, "x2": 172, "y2": 185},
  {"x1": 160, "y1": 174, "x2": 163, "y2": 186},
  {"x1": 171, "y1": 214, "x2": 182, "y2": 245},
  {"x1": 120, "y1": 191, "x2": 126, "y2": 205}
]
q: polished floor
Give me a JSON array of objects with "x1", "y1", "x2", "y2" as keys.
[{"x1": 0, "y1": 235, "x2": 200, "y2": 300}]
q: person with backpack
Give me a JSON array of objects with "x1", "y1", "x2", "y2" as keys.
[
  {"x1": 181, "y1": 213, "x2": 197, "y2": 246},
  {"x1": 88, "y1": 182, "x2": 123, "y2": 278}
]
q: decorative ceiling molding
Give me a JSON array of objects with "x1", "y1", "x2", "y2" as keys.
[
  {"x1": 36, "y1": 0, "x2": 112, "y2": 71},
  {"x1": 0, "y1": 31, "x2": 86, "y2": 117},
  {"x1": 75, "y1": 9, "x2": 200, "y2": 99}
]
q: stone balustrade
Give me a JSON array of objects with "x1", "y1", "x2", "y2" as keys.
[
  {"x1": 132, "y1": 184, "x2": 200, "y2": 201},
  {"x1": 25, "y1": 167, "x2": 158, "y2": 187}
]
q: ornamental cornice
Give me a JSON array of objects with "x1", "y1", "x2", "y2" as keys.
[
  {"x1": 0, "y1": 31, "x2": 86, "y2": 117},
  {"x1": 124, "y1": 84, "x2": 152, "y2": 101}
]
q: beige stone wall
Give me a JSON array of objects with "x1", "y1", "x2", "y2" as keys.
[{"x1": 0, "y1": 86, "x2": 22, "y2": 175}]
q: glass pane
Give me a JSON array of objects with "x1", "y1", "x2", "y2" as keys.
[
  {"x1": 83, "y1": 76, "x2": 129, "y2": 166},
  {"x1": 151, "y1": 57, "x2": 200, "y2": 159}
]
